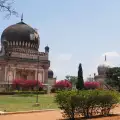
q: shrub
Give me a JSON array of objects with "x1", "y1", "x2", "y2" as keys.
[
  {"x1": 54, "y1": 80, "x2": 72, "y2": 90},
  {"x1": 84, "y1": 81, "x2": 100, "y2": 90},
  {"x1": 55, "y1": 90, "x2": 78, "y2": 120},
  {"x1": 55, "y1": 90, "x2": 120, "y2": 119},
  {"x1": 51, "y1": 87, "x2": 56, "y2": 93}
]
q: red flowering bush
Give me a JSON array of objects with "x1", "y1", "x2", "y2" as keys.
[
  {"x1": 12, "y1": 79, "x2": 43, "y2": 90},
  {"x1": 54, "y1": 80, "x2": 72, "y2": 90},
  {"x1": 84, "y1": 81, "x2": 100, "y2": 90}
]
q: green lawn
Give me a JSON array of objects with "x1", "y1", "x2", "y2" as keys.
[{"x1": 0, "y1": 94, "x2": 58, "y2": 112}]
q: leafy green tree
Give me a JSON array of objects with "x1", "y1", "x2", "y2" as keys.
[
  {"x1": 76, "y1": 63, "x2": 84, "y2": 90},
  {"x1": 105, "y1": 67, "x2": 120, "y2": 91},
  {"x1": 65, "y1": 75, "x2": 77, "y2": 87},
  {"x1": 0, "y1": 0, "x2": 18, "y2": 17}
]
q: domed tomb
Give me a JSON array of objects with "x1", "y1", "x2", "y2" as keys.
[
  {"x1": 97, "y1": 55, "x2": 110, "y2": 75},
  {"x1": 1, "y1": 21, "x2": 40, "y2": 51},
  {"x1": 0, "y1": 18, "x2": 53, "y2": 90},
  {"x1": 48, "y1": 69, "x2": 54, "y2": 78}
]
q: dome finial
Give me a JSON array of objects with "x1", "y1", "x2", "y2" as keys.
[
  {"x1": 105, "y1": 55, "x2": 107, "y2": 62},
  {"x1": 21, "y1": 13, "x2": 23, "y2": 22}
]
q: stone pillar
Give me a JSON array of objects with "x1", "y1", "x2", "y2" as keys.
[
  {"x1": 4, "y1": 66, "x2": 7, "y2": 81},
  {"x1": 38, "y1": 72, "x2": 42, "y2": 82},
  {"x1": 35, "y1": 69, "x2": 37, "y2": 80},
  {"x1": 13, "y1": 68, "x2": 16, "y2": 80},
  {"x1": 0, "y1": 66, "x2": 5, "y2": 82},
  {"x1": 8, "y1": 71, "x2": 13, "y2": 82},
  {"x1": 44, "y1": 68, "x2": 48, "y2": 84},
  {"x1": 47, "y1": 85, "x2": 51, "y2": 94}
]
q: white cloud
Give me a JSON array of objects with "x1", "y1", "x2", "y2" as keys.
[
  {"x1": 102, "y1": 51, "x2": 120, "y2": 57},
  {"x1": 86, "y1": 51, "x2": 120, "y2": 79},
  {"x1": 100, "y1": 51, "x2": 120, "y2": 67}
]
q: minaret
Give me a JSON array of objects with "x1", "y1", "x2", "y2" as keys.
[
  {"x1": 45, "y1": 45, "x2": 50, "y2": 59},
  {"x1": 45, "y1": 45, "x2": 49, "y2": 53}
]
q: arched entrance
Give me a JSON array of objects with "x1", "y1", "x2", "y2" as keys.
[{"x1": 16, "y1": 69, "x2": 35, "y2": 80}]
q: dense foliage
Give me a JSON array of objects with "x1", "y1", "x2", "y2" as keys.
[
  {"x1": 84, "y1": 81, "x2": 100, "y2": 89},
  {"x1": 65, "y1": 75, "x2": 77, "y2": 87},
  {"x1": 76, "y1": 63, "x2": 84, "y2": 90},
  {"x1": 106, "y1": 67, "x2": 120, "y2": 91},
  {"x1": 55, "y1": 90, "x2": 120, "y2": 120},
  {"x1": 54, "y1": 80, "x2": 72, "y2": 90},
  {"x1": 12, "y1": 79, "x2": 43, "y2": 90}
]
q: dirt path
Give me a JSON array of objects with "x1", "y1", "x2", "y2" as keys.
[
  {"x1": 0, "y1": 106, "x2": 120, "y2": 120},
  {"x1": 0, "y1": 111, "x2": 62, "y2": 120}
]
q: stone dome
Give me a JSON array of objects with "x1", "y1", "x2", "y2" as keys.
[
  {"x1": 97, "y1": 62, "x2": 110, "y2": 75},
  {"x1": 48, "y1": 69, "x2": 54, "y2": 78},
  {"x1": 1, "y1": 21, "x2": 40, "y2": 51}
]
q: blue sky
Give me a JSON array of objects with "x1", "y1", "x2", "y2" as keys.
[{"x1": 0, "y1": 0, "x2": 120, "y2": 80}]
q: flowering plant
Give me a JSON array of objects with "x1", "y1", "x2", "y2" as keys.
[
  {"x1": 12, "y1": 79, "x2": 43, "y2": 90},
  {"x1": 84, "y1": 81, "x2": 100, "y2": 89},
  {"x1": 54, "y1": 80, "x2": 72, "y2": 90}
]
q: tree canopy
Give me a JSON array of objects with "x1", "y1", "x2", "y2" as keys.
[
  {"x1": 105, "y1": 67, "x2": 120, "y2": 91},
  {"x1": 65, "y1": 75, "x2": 77, "y2": 87},
  {"x1": 76, "y1": 63, "x2": 84, "y2": 90},
  {"x1": 0, "y1": 0, "x2": 18, "y2": 17}
]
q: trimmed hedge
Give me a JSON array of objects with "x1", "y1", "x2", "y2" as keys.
[
  {"x1": 55, "y1": 90, "x2": 120, "y2": 120},
  {"x1": 0, "y1": 91, "x2": 47, "y2": 95}
]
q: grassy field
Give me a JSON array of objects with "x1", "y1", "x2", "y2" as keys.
[{"x1": 0, "y1": 94, "x2": 58, "y2": 112}]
